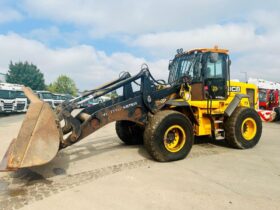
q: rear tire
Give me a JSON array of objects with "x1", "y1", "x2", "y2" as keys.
[
  {"x1": 115, "y1": 121, "x2": 144, "y2": 145},
  {"x1": 144, "y1": 110, "x2": 193, "y2": 162},
  {"x1": 225, "y1": 107, "x2": 262, "y2": 149}
]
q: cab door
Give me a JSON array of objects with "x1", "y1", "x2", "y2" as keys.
[{"x1": 203, "y1": 53, "x2": 228, "y2": 99}]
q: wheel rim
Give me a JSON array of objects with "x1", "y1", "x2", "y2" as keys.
[
  {"x1": 164, "y1": 125, "x2": 186, "y2": 152},
  {"x1": 241, "y1": 117, "x2": 257, "y2": 141}
]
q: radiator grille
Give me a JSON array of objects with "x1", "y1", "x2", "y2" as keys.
[
  {"x1": 17, "y1": 103, "x2": 25, "y2": 110},
  {"x1": 4, "y1": 103, "x2": 13, "y2": 110}
]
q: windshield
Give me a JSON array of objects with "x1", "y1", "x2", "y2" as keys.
[
  {"x1": 52, "y1": 95, "x2": 61, "y2": 100},
  {"x1": 0, "y1": 90, "x2": 14, "y2": 99},
  {"x1": 53, "y1": 95, "x2": 71, "y2": 100},
  {"x1": 14, "y1": 91, "x2": 26, "y2": 98},
  {"x1": 41, "y1": 92, "x2": 53, "y2": 99},
  {"x1": 259, "y1": 91, "x2": 266, "y2": 102},
  {"x1": 168, "y1": 53, "x2": 201, "y2": 84},
  {"x1": 62, "y1": 95, "x2": 73, "y2": 100}
]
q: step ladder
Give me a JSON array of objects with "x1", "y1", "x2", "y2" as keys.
[{"x1": 214, "y1": 120, "x2": 225, "y2": 140}]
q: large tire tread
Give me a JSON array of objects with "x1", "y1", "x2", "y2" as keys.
[
  {"x1": 144, "y1": 110, "x2": 193, "y2": 162},
  {"x1": 115, "y1": 121, "x2": 144, "y2": 145},
  {"x1": 225, "y1": 107, "x2": 262, "y2": 149}
]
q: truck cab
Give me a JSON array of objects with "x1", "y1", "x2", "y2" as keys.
[
  {"x1": 36, "y1": 91, "x2": 55, "y2": 108},
  {"x1": 51, "y1": 93, "x2": 73, "y2": 107},
  {"x1": 52, "y1": 93, "x2": 64, "y2": 107},
  {"x1": 0, "y1": 83, "x2": 28, "y2": 113}
]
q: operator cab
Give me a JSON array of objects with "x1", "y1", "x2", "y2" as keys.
[{"x1": 168, "y1": 47, "x2": 230, "y2": 100}]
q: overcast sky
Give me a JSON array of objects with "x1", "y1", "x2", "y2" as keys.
[{"x1": 0, "y1": 0, "x2": 279, "y2": 90}]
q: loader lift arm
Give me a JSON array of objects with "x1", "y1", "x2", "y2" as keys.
[{"x1": 59, "y1": 68, "x2": 180, "y2": 148}]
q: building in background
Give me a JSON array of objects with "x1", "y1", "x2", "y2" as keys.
[{"x1": 0, "y1": 73, "x2": 6, "y2": 82}]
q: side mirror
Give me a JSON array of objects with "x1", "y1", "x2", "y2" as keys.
[{"x1": 209, "y1": 53, "x2": 219, "y2": 63}]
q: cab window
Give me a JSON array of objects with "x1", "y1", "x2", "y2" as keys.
[{"x1": 205, "y1": 54, "x2": 224, "y2": 79}]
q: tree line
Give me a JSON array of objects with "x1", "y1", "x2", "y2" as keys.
[{"x1": 6, "y1": 61, "x2": 78, "y2": 96}]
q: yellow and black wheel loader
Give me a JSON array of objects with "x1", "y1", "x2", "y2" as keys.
[{"x1": 0, "y1": 47, "x2": 262, "y2": 171}]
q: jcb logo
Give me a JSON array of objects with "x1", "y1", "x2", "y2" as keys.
[{"x1": 229, "y1": 86, "x2": 241, "y2": 92}]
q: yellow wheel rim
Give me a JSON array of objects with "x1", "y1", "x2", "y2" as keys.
[
  {"x1": 241, "y1": 117, "x2": 257, "y2": 141},
  {"x1": 164, "y1": 125, "x2": 186, "y2": 153}
]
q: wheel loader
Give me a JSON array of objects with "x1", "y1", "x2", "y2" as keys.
[{"x1": 0, "y1": 47, "x2": 262, "y2": 171}]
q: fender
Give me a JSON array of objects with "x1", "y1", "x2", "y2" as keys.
[
  {"x1": 224, "y1": 94, "x2": 249, "y2": 117},
  {"x1": 164, "y1": 100, "x2": 199, "y2": 125}
]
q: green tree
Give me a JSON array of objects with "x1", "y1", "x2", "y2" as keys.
[
  {"x1": 6, "y1": 61, "x2": 45, "y2": 90},
  {"x1": 48, "y1": 75, "x2": 78, "y2": 96}
]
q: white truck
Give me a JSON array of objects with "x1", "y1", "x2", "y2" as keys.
[
  {"x1": 36, "y1": 91, "x2": 73, "y2": 108},
  {"x1": 36, "y1": 91, "x2": 56, "y2": 108},
  {"x1": 0, "y1": 83, "x2": 28, "y2": 114},
  {"x1": 52, "y1": 93, "x2": 64, "y2": 107},
  {"x1": 52, "y1": 93, "x2": 73, "y2": 107}
]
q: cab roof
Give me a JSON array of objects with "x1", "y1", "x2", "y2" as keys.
[
  {"x1": 176, "y1": 46, "x2": 229, "y2": 57},
  {"x1": 0, "y1": 82, "x2": 23, "y2": 91}
]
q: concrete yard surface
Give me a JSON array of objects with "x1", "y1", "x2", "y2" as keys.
[{"x1": 0, "y1": 114, "x2": 279, "y2": 210}]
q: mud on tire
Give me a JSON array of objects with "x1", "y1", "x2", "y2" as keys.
[
  {"x1": 115, "y1": 120, "x2": 144, "y2": 145},
  {"x1": 144, "y1": 110, "x2": 194, "y2": 162},
  {"x1": 225, "y1": 107, "x2": 262, "y2": 149}
]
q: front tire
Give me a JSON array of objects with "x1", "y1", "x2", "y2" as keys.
[
  {"x1": 144, "y1": 110, "x2": 194, "y2": 162},
  {"x1": 225, "y1": 107, "x2": 262, "y2": 149}
]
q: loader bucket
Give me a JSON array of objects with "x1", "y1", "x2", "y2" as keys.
[{"x1": 0, "y1": 87, "x2": 62, "y2": 171}]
